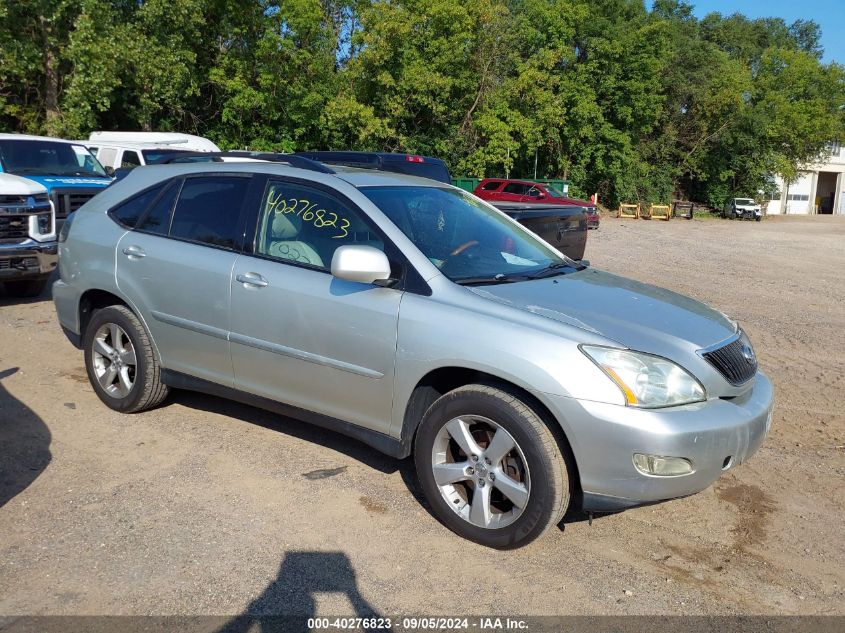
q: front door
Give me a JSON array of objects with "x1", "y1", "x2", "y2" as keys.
[{"x1": 229, "y1": 177, "x2": 402, "y2": 434}]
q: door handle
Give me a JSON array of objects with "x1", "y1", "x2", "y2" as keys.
[
  {"x1": 122, "y1": 245, "x2": 146, "y2": 259},
  {"x1": 236, "y1": 272, "x2": 269, "y2": 288}
]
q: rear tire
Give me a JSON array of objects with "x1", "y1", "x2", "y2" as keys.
[
  {"x1": 414, "y1": 383, "x2": 572, "y2": 549},
  {"x1": 83, "y1": 305, "x2": 169, "y2": 413},
  {"x1": 4, "y1": 278, "x2": 47, "y2": 298}
]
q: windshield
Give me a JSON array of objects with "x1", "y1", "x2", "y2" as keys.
[
  {"x1": 0, "y1": 140, "x2": 108, "y2": 177},
  {"x1": 734, "y1": 198, "x2": 755, "y2": 205},
  {"x1": 361, "y1": 186, "x2": 571, "y2": 283}
]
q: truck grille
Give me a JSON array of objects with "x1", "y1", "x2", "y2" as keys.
[
  {"x1": 0, "y1": 215, "x2": 29, "y2": 241},
  {"x1": 702, "y1": 337, "x2": 757, "y2": 385},
  {"x1": 50, "y1": 189, "x2": 100, "y2": 219},
  {"x1": 0, "y1": 257, "x2": 39, "y2": 270}
]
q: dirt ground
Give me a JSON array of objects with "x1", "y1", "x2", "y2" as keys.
[{"x1": 0, "y1": 213, "x2": 843, "y2": 618}]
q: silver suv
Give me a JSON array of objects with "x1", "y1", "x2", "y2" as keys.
[{"x1": 53, "y1": 159, "x2": 773, "y2": 548}]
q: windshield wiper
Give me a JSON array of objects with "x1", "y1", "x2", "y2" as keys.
[
  {"x1": 9, "y1": 168, "x2": 62, "y2": 176},
  {"x1": 55, "y1": 170, "x2": 103, "y2": 177},
  {"x1": 528, "y1": 259, "x2": 587, "y2": 279},
  {"x1": 454, "y1": 273, "x2": 530, "y2": 286}
]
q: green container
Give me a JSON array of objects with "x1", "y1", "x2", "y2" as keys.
[{"x1": 451, "y1": 177, "x2": 480, "y2": 192}]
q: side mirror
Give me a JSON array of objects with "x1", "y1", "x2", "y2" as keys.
[
  {"x1": 104, "y1": 166, "x2": 115, "y2": 177},
  {"x1": 331, "y1": 245, "x2": 393, "y2": 285},
  {"x1": 537, "y1": 192, "x2": 546, "y2": 199}
]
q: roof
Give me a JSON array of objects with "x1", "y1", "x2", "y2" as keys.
[
  {"x1": 80, "y1": 140, "x2": 202, "y2": 150},
  {"x1": 0, "y1": 133, "x2": 83, "y2": 144},
  {"x1": 121, "y1": 161, "x2": 453, "y2": 189}
]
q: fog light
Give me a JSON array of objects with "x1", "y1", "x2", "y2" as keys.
[{"x1": 633, "y1": 453, "x2": 693, "y2": 476}]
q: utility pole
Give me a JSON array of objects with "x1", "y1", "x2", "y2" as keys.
[{"x1": 534, "y1": 148, "x2": 538, "y2": 180}]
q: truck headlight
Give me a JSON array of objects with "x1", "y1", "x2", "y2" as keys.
[{"x1": 580, "y1": 346, "x2": 706, "y2": 408}]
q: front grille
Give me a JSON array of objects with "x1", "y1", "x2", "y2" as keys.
[
  {"x1": 0, "y1": 257, "x2": 38, "y2": 270},
  {"x1": 0, "y1": 195, "x2": 27, "y2": 205},
  {"x1": 50, "y1": 189, "x2": 100, "y2": 219},
  {"x1": 0, "y1": 215, "x2": 29, "y2": 240},
  {"x1": 702, "y1": 336, "x2": 757, "y2": 385}
]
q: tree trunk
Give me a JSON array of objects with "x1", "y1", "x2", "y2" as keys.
[{"x1": 39, "y1": 14, "x2": 60, "y2": 129}]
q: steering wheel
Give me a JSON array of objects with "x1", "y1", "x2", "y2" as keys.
[{"x1": 450, "y1": 240, "x2": 479, "y2": 257}]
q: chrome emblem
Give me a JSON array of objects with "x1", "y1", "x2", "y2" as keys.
[{"x1": 741, "y1": 343, "x2": 756, "y2": 364}]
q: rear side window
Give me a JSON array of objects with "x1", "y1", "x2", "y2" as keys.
[
  {"x1": 481, "y1": 181, "x2": 502, "y2": 191},
  {"x1": 503, "y1": 183, "x2": 528, "y2": 195},
  {"x1": 110, "y1": 185, "x2": 165, "y2": 228},
  {"x1": 121, "y1": 150, "x2": 141, "y2": 168},
  {"x1": 137, "y1": 180, "x2": 180, "y2": 235},
  {"x1": 169, "y1": 177, "x2": 249, "y2": 250}
]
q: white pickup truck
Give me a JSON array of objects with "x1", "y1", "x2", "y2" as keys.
[
  {"x1": 0, "y1": 173, "x2": 57, "y2": 297},
  {"x1": 723, "y1": 197, "x2": 763, "y2": 221}
]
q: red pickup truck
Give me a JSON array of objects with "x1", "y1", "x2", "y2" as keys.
[{"x1": 474, "y1": 178, "x2": 600, "y2": 229}]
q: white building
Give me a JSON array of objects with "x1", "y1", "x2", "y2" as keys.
[{"x1": 767, "y1": 142, "x2": 845, "y2": 215}]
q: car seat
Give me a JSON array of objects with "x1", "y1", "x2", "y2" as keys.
[{"x1": 266, "y1": 213, "x2": 324, "y2": 267}]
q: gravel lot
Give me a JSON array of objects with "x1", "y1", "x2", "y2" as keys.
[{"x1": 0, "y1": 214, "x2": 843, "y2": 618}]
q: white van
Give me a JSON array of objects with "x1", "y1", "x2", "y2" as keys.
[{"x1": 84, "y1": 132, "x2": 221, "y2": 173}]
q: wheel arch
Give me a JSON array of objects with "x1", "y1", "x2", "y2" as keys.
[
  {"x1": 399, "y1": 366, "x2": 581, "y2": 497},
  {"x1": 78, "y1": 288, "x2": 130, "y2": 337},
  {"x1": 77, "y1": 288, "x2": 162, "y2": 362}
]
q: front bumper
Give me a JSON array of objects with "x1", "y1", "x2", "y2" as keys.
[
  {"x1": 544, "y1": 371, "x2": 773, "y2": 512},
  {"x1": 0, "y1": 239, "x2": 58, "y2": 280}
]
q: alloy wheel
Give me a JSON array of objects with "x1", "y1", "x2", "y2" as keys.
[
  {"x1": 431, "y1": 415, "x2": 531, "y2": 529},
  {"x1": 91, "y1": 323, "x2": 137, "y2": 398}
]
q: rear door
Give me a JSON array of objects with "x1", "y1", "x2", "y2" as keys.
[
  {"x1": 115, "y1": 173, "x2": 252, "y2": 386},
  {"x1": 499, "y1": 182, "x2": 528, "y2": 202}
]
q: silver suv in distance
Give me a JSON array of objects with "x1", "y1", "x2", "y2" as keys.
[{"x1": 53, "y1": 159, "x2": 774, "y2": 548}]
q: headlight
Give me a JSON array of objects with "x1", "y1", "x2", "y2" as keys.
[{"x1": 580, "y1": 346, "x2": 705, "y2": 408}]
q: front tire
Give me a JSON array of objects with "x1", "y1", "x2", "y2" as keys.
[
  {"x1": 83, "y1": 305, "x2": 169, "y2": 413},
  {"x1": 414, "y1": 384, "x2": 572, "y2": 549}
]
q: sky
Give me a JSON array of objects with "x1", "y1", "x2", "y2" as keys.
[{"x1": 689, "y1": 0, "x2": 844, "y2": 64}]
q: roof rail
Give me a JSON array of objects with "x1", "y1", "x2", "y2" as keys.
[{"x1": 156, "y1": 151, "x2": 336, "y2": 174}]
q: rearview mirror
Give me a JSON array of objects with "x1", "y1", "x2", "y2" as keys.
[{"x1": 331, "y1": 245, "x2": 393, "y2": 285}]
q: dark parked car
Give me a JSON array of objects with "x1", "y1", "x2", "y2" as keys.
[
  {"x1": 474, "y1": 179, "x2": 599, "y2": 229},
  {"x1": 296, "y1": 151, "x2": 451, "y2": 184},
  {"x1": 491, "y1": 202, "x2": 587, "y2": 261}
]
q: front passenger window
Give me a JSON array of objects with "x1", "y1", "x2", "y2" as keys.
[{"x1": 255, "y1": 180, "x2": 384, "y2": 271}]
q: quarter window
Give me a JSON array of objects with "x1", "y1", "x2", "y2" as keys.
[
  {"x1": 137, "y1": 180, "x2": 180, "y2": 235},
  {"x1": 169, "y1": 177, "x2": 249, "y2": 250},
  {"x1": 255, "y1": 180, "x2": 384, "y2": 271},
  {"x1": 109, "y1": 185, "x2": 165, "y2": 228}
]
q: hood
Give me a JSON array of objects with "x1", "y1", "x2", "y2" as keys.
[
  {"x1": 467, "y1": 268, "x2": 736, "y2": 354},
  {"x1": 0, "y1": 173, "x2": 48, "y2": 195},
  {"x1": 553, "y1": 196, "x2": 593, "y2": 207},
  {"x1": 21, "y1": 175, "x2": 111, "y2": 191}
]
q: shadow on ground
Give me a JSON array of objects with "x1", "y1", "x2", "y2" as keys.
[
  {"x1": 217, "y1": 551, "x2": 391, "y2": 633},
  {"x1": 0, "y1": 367, "x2": 52, "y2": 507},
  {"x1": 171, "y1": 390, "x2": 400, "y2": 476}
]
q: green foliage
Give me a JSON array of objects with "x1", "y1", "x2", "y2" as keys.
[{"x1": 0, "y1": 0, "x2": 842, "y2": 207}]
